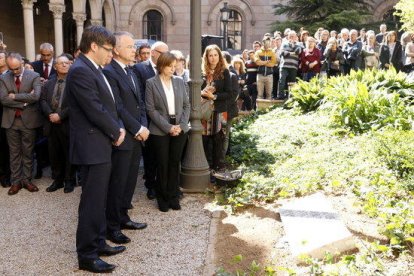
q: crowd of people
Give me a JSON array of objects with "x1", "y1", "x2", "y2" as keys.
[{"x1": 0, "y1": 23, "x2": 414, "y2": 273}]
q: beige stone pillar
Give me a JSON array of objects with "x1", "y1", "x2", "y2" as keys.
[
  {"x1": 90, "y1": 19, "x2": 103, "y2": 26},
  {"x1": 21, "y1": 0, "x2": 36, "y2": 61},
  {"x1": 73, "y1": 12, "x2": 86, "y2": 46},
  {"x1": 49, "y1": 3, "x2": 65, "y2": 56}
]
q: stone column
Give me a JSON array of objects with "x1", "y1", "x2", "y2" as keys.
[
  {"x1": 21, "y1": 0, "x2": 36, "y2": 61},
  {"x1": 49, "y1": 3, "x2": 65, "y2": 56},
  {"x1": 90, "y1": 19, "x2": 103, "y2": 26},
  {"x1": 72, "y1": 12, "x2": 86, "y2": 46}
]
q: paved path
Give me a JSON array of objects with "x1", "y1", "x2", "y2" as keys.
[{"x1": 0, "y1": 169, "x2": 211, "y2": 275}]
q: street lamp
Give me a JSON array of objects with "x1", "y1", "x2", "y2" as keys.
[
  {"x1": 220, "y1": 2, "x2": 230, "y2": 50},
  {"x1": 180, "y1": 0, "x2": 210, "y2": 192}
]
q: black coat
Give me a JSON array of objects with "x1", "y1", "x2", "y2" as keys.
[
  {"x1": 133, "y1": 60, "x2": 155, "y2": 103},
  {"x1": 201, "y1": 68, "x2": 231, "y2": 113},
  {"x1": 66, "y1": 53, "x2": 121, "y2": 165},
  {"x1": 103, "y1": 59, "x2": 147, "y2": 151},
  {"x1": 31, "y1": 60, "x2": 56, "y2": 79},
  {"x1": 379, "y1": 41, "x2": 403, "y2": 72}
]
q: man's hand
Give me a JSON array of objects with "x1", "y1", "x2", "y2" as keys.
[
  {"x1": 8, "y1": 93, "x2": 15, "y2": 99},
  {"x1": 134, "y1": 127, "x2": 150, "y2": 141},
  {"x1": 49, "y1": 113, "x2": 61, "y2": 123},
  {"x1": 113, "y1": 128, "x2": 126, "y2": 146}
]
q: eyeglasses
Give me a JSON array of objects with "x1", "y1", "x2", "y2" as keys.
[
  {"x1": 55, "y1": 61, "x2": 70, "y2": 66},
  {"x1": 98, "y1": 44, "x2": 113, "y2": 53}
]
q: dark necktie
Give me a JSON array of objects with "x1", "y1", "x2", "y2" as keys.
[
  {"x1": 43, "y1": 63, "x2": 49, "y2": 79},
  {"x1": 52, "y1": 79, "x2": 64, "y2": 111},
  {"x1": 125, "y1": 67, "x2": 136, "y2": 91},
  {"x1": 15, "y1": 76, "x2": 22, "y2": 117}
]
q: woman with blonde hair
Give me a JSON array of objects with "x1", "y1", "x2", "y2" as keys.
[{"x1": 200, "y1": 44, "x2": 231, "y2": 181}]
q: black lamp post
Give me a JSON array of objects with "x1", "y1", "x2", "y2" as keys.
[
  {"x1": 220, "y1": 2, "x2": 230, "y2": 50},
  {"x1": 180, "y1": 0, "x2": 210, "y2": 192}
]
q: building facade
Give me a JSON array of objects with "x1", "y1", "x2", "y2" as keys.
[{"x1": 0, "y1": 0, "x2": 399, "y2": 61}]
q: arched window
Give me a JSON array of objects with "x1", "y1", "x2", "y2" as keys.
[
  {"x1": 221, "y1": 10, "x2": 242, "y2": 50},
  {"x1": 143, "y1": 10, "x2": 163, "y2": 41}
]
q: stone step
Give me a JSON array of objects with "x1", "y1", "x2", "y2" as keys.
[{"x1": 278, "y1": 193, "x2": 356, "y2": 264}]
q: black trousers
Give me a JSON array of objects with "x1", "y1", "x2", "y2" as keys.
[
  {"x1": 48, "y1": 124, "x2": 75, "y2": 183},
  {"x1": 151, "y1": 132, "x2": 187, "y2": 203},
  {"x1": 142, "y1": 136, "x2": 157, "y2": 190},
  {"x1": 202, "y1": 131, "x2": 225, "y2": 171},
  {"x1": 106, "y1": 141, "x2": 142, "y2": 233},
  {"x1": 0, "y1": 127, "x2": 10, "y2": 178},
  {"x1": 76, "y1": 162, "x2": 111, "y2": 260}
]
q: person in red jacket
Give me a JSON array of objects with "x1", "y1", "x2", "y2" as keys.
[{"x1": 300, "y1": 37, "x2": 321, "y2": 81}]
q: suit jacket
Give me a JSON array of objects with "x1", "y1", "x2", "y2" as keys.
[
  {"x1": 379, "y1": 41, "x2": 404, "y2": 72},
  {"x1": 39, "y1": 75, "x2": 69, "y2": 136},
  {"x1": 66, "y1": 53, "x2": 121, "y2": 165},
  {"x1": 103, "y1": 59, "x2": 147, "y2": 150},
  {"x1": 0, "y1": 69, "x2": 43, "y2": 129},
  {"x1": 145, "y1": 75, "x2": 190, "y2": 136},
  {"x1": 133, "y1": 60, "x2": 156, "y2": 103},
  {"x1": 31, "y1": 60, "x2": 56, "y2": 79}
]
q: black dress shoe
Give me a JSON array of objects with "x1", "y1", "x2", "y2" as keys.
[
  {"x1": 64, "y1": 180, "x2": 75, "y2": 193},
  {"x1": 146, "y1": 188, "x2": 156, "y2": 200},
  {"x1": 97, "y1": 244, "x2": 126, "y2": 256},
  {"x1": 169, "y1": 198, "x2": 181, "y2": 210},
  {"x1": 121, "y1": 220, "x2": 147, "y2": 230},
  {"x1": 107, "y1": 230, "x2": 131, "y2": 244},
  {"x1": 0, "y1": 175, "x2": 11, "y2": 188},
  {"x1": 46, "y1": 181, "x2": 64, "y2": 192},
  {"x1": 78, "y1": 258, "x2": 115, "y2": 273}
]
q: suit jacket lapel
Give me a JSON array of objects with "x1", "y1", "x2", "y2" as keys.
[
  {"x1": 154, "y1": 75, "x2": 169, "y2": 112},
  {"x1": 112, "y1": 60, "x2": 135, "y2": 95},
  {"x1": 79, "y1": 54, "x2": 114, "y2": 103}
]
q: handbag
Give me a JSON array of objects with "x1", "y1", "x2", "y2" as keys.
[{"x1": 200, "y1": 97, "x2": 214, "y2": 120}]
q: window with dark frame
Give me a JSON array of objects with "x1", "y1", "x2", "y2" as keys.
[
  {"x1": 221, "y1": 10, "x2": 242, "y2": 50},
  {"x1": 143, "y1": 10, "x2": 163, "y2": 41}
]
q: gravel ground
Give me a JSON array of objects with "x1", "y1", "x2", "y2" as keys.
[{"x1": 0, "y1": 168, "x2": 212, "y2": 275}]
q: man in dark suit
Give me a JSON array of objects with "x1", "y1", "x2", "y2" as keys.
[
  {"x1": 39, "y1": 54, "x2": 76, "y2": 193},
  {"x1": 0, "y1": 52, "x2": 42, "y2": 195},
  {"x1": 66, "y1": 26, "x2": 126, "y2": 273},
  {"x1": 133, "y1": 41, "x2": 168, "y2": 200},
  {"x1": 31, "y1": 43, "x2": 55, "y2": 179},
  {"x1": 31, "y1": 43, "x2": 56, "y2": 83},
  {"x1": 103, "y1": 31, "x2": 149, "y2": 244}
]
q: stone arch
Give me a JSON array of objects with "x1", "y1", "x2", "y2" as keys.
[
  {"x1": 128, "y1": 0, "x2": 176, "y2": 26},
  {"x1": 207, "y1": 0, "x2": 255, "y2": 26},
  {"x1": 102, "y1": 0, "x2": 115, "y2": 31},
  {"x1": 373, "y1": 0, "x2": 398, "y2": 20}
]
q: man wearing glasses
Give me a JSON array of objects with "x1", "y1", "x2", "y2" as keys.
[
  {"x1": 133, "y1": 41, "x2": 168, "y2": 201},
  {"x1": 66, "y1": 26, "x2": 126, "y2": 273},
  {"x1": 0, "y1": 52, "x2": 42, "y2": 195}
]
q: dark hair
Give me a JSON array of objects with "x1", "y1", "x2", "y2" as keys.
[
  {"x1": 156, "y1": 52, "x2": 177, "y2": 74},
  {"x1": 253, "y1": 41, "x2": 262, "y2": 46},
  {"x1": 222, "y1": 51, "x2": 232, "y2": 64},
  {"x1": 138, "y1": 43, "x2": 151, "y2": 53},
  {"x1": 79, "y1": 25, "x2": 115, "y2": 54}
]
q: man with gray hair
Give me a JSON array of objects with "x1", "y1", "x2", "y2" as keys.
[
  {"x1": 0, "y1": 52, "x2": 42, "y2": 195},
  {"x1": 376, "y1": 24, "x2": 387, "y2": 44},
  {"x1": 31, "y1": 42, "x2": 56, "y2": 83},
  {"x1": 343, "y1": 29, "x2": 363, "y2": 74},
  {"x1": 103, "y1": 31, "x2": 149, "y2": 244}
]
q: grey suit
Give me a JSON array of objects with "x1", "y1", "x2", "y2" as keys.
[
  {"x1": 145, "y1": 75, "x2": 190, "y2": 136},
  {"x1": 0, "y1": 69, "x2": 42, "y2": 184},
  {"x1": 145, "y1": 75, "x2": 190, "y2": 209}
]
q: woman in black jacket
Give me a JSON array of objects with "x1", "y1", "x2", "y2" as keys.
[
  {"x1": 200, "y1": 44, "x2": 231, "y2": 179},
  {"x1": 379, "y1": 30, "x2": 403, "y2": 72}
]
